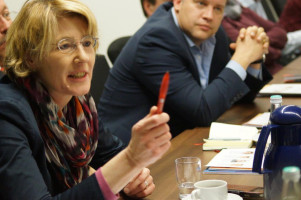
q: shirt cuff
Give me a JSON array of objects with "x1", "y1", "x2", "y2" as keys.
[
  {"x1": 95, "y1": 168, "x2": 119, "y2": 200},
  {"x1": 247, "y1": 64, "x2": 262, "y2": 80},
  {"x1": 226, "y1": 60, "x2": 247, "y2": 80}
]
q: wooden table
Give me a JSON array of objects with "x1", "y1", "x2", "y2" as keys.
[{"x1": 146, "y1": 57, "x2": 301, "y2": 200}]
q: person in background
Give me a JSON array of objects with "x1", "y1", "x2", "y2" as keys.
[
  {"x1": 98, "y1": 0, "x2": 272, "y2": 145},
  {"x1": 141, "y1": 0, "x2": 172, "y2": 17},
  {"x1": 0, "y1": 0, "x2": 171, "y2": 199},
  {"x1": 279, "y1": 0, "x2": 301, "y2": 32},
  {"x1": 237, "y1": 0, "x2": 268, "y2": 19},
  {"x1": 222, "y1": 0, "x2": 287, "y2": 74},
  {"x1": 0, "y1": 0, "x2": 11, "y2": 78},
  {"x1": 236, "y1": 0, "x2": 301, "y2": 66},
  {"x1": 278, "y1": 0, "x2": 301, "y2": 61},
  {"x1": 107, "y1": 0, "x2": 172, "y2": 64}
]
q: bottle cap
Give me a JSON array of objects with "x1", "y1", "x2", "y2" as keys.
[
  {"x1": 270, "y1": 95, "x2": 282, "y2": 104},
  {"x1": 282, "y1": 166, "x2": 300, "y2": 182}
]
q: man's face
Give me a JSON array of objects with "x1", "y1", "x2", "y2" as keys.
[
  {"x1": 0, "y1": 0, "x2": 12, "y2": 61},
  {"x1": 174, "y1": 0, "x2": 226, "y2": 46}
]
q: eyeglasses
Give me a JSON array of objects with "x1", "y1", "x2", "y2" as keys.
[
  {"x1": 0, "y1": 8, "x2": 12, "y2": 22},
  {"x1": 56, "y1": 35, "x2": 98, "y2": 54}
]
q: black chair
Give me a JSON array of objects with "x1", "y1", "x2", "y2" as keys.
[
  {"x1": 107, "y1": 36, "x2": 131, "y2": 64},
  {"x1": 271, "y1": 0, "x2": 287, "y2": 17},
  {"x1": 0, "y1": 71, "x2": 4, "y2": 79},
  {"x1": 90, "y1": 54, "x2": 110, "y2": 105},
  {"x1": 261, "y1": 0, "x2": 279, "y2": 22}
]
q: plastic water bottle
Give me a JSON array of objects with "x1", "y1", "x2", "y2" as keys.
[
  {"x1": 270, "y1": 95, "x2": 282, "y2": 113},
  {"x1": 281, "y1": 166, "x2": 301, "y2": 200},
  {"x1": 268, "y1": 95, "x2": 282, "y2": 125}
]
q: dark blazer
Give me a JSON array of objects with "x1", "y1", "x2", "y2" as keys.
[
  {"x1": 98, "y1": 2, "x2": 272, "y2": 144},
  {"x1": 0, "y1": 76, "x2": 124, "y2": 199}
]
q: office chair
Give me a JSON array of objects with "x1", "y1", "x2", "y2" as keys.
[
  {"x1": 90, "y1": 54, "x2": 110, "y2": 105},
  {"x1": 0, "y1": 71, "x2": 4, "y2": 79},
  {"x1": 261, "y1": 0, "x2": 279, "y2": 22},
  {"x1": 107, "y1": 36, "x2": 131, "y2": 64},
  {"x1": 271, "y1": 0, "x2": 287, "y2": 17}
]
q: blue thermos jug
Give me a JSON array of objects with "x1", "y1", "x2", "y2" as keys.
[{"x1": 252, "y1": 105, "x2": 301, "y2": 200}]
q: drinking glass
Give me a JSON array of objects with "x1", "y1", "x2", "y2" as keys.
[{"x1": 175, "y1": 157, "x2": 202, "y2": 199}]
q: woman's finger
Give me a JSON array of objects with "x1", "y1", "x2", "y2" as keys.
[{"x1": 123, "y1": 168, "x2": 151, "y2": 195}]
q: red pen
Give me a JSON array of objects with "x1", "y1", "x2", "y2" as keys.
[{"x1": 156, "y1": 71, "x2": 170, "y2": 114}]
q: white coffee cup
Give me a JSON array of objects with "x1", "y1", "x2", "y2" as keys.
[{"x1": 191, "y1": 179, "x2": 228, "y2": 200}]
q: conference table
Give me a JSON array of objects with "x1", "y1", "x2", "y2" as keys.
[{"x1": 145, "y1": 56, "x2": 301, "y2": 200}]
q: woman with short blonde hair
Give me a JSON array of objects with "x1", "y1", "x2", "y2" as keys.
[{"x1": 0, "y1": 0, "x2": 171, "y2": 199}]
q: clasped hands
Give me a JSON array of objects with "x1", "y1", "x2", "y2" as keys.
[{"x1": 231, "y1": 25, "x2": 270, "y2": 70}]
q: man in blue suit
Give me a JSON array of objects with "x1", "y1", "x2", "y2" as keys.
[{"x1": 99, "y1": 0, "x2": 272, "y2": 144}]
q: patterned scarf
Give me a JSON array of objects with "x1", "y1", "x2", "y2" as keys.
[{"x1": 18, "y1": 76, "x2": 98, "y2": 191}]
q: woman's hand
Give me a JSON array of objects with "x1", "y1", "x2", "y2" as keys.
[
  {"x1": 125, "y1": 106, "x2": 171, "y2": 168},
  {"x1": 100, "y1": 106, "x2": 171, "y2": 195},
  {"x1": 122, "y1": 168, "x2": 155, "y2": 198}
]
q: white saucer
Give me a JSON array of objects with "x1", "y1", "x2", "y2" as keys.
[
  {"x1": 182, "y1": 193, "x2": 242, "y2": 200},
  {"x1": 228, "y1": 193, "x2": 243, "y2": 200}
]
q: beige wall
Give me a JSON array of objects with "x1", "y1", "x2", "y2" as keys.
[{"x1": 7, "y1": 0, "x2": 147, "y2": 65}]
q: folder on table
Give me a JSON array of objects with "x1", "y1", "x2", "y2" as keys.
[{"x1": 204, "y1": 148, "x2": 257, "y2": 174}]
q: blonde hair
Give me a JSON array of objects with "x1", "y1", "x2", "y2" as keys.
[{"x1": 5, "y1": 0, "x2": 99, "y2": 81}]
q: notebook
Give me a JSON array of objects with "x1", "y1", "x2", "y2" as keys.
[{"x1": 203, "y1": 122, "x2": 259, "y2": 151}]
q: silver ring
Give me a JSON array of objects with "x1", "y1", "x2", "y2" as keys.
[{"x1": 144, "y1": 180, "x2": 149, "y2": 188}]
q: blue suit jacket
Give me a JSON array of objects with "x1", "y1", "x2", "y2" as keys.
[
  {"x1": 99, "y1": 2, "x2": 272, "y2": 144},
  {"x1": 0, "y1": 76, "x2": 124, "y2": 199}
]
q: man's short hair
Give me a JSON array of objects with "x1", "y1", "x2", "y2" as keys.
[{"x1": 140, "y1": 0, "x2": 156, "y2": 17}]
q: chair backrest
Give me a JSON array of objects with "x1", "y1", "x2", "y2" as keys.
[
  {"x1": 90, "y1": 54, "x2": 110, "y2": 105},
  {"x1": 107, "y1": 36, "x2": 131, "y2": 64},
  {"x1": 271, "y1": 0, "x2": 287, "y2": 17},
  {"x1": 261, "y1": 0, "x2": 279, "y2": 22},
  {"x1": 0, "y1": 71, "x2": 4, "y2": 79}
]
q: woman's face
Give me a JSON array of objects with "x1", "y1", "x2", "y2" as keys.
[{"x1": 35, "y1": 16, "x2": 96, "y2": 108}]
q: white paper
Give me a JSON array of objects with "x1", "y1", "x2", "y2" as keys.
[
  {"x1": 208, "y1": 122, "x2": 259, "y2": 140},
  {"x1": 206, "y1": 148, "x2": 256, "y2": 169},
  {"x1": 259, "y1": 84, "x2": 301, "y2": 96},
  {"x1": 243, "y1": 112, "x2": 270, "y2": 128}
]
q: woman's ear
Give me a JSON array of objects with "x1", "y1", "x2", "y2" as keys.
[{"x1": 25, "y1": 54, "x2": 37, "y2": 70}]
